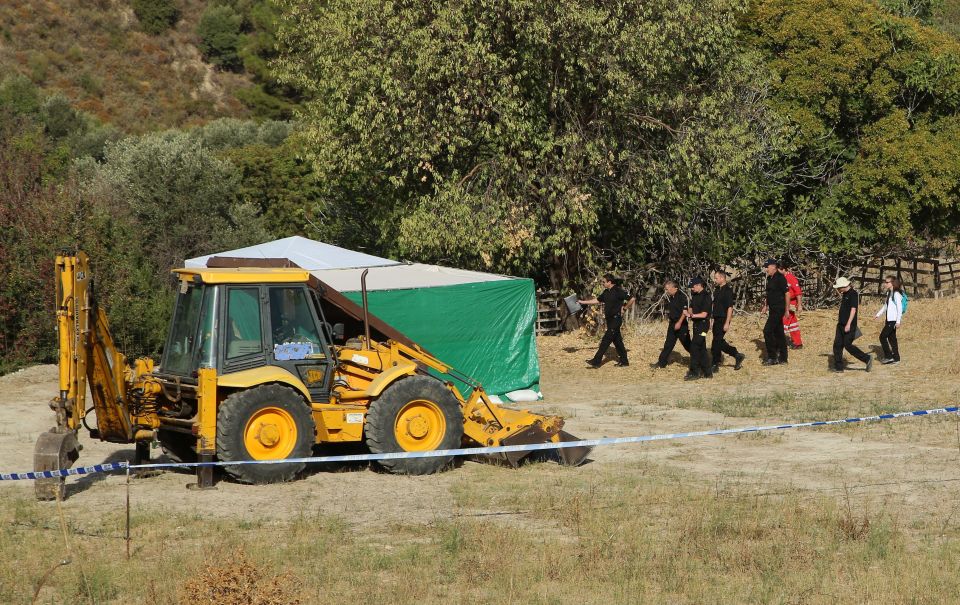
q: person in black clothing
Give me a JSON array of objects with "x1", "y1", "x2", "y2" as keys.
[
  {"x1": 579, "y1": 274, "x2": 635, "y2": 368},
  {"x1": 710, "y1": 270, "x2": 746, "y2": 372},
  {"x1": 831, "y1": 277, "x2": 873, "y2": 373},
  {"x1": 685, "y1": 277, "x2": 713, "y2": 380},
  {"x1": 759, "y1": 258, "x2": 791, "y2": 365},
  {"x1": 652, "y1": 279, "x2": 691, "y2": 369}
]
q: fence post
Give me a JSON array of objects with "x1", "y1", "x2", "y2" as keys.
[
  {"x1": 934, "y1": 259, "x2": 941, "y2": 293},
  {"x1": 912, "y1": 259, "x2": 919, "y2": 296},
  {"x1": 894, "y1": 257, "x2": 902, "y2": 295}
]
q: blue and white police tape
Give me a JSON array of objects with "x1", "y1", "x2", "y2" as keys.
[
  {"x1": 1, "y1": 462, "x2": 128, "y2": 481},
  {"x1": 3, "y1": 404, "x2": 958, "y2": 480}
]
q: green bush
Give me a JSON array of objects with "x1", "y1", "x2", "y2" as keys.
[
  {"x1": 40, "y1": 95, "x2": 83, "y2": 140},
  {"x1": 0, "y1": 75, "x2": 41, "y2": 115},
  {"x1": 234, "y1": 84, "x2": 294, "y2": 120},
  {"x1": 131, "y1": 0, "x2": 180, "y2": 35},
  {"x1": 197, "y1": 5, "x2": 244, "y2": 70}
]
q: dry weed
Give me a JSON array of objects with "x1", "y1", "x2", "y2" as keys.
[{"x1": 178, "y1": 547, "x2": 301, "y2": 605}]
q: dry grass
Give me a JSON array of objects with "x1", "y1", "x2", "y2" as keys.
[{"x1": 4, "y1": 458, "x2": 960, "y2": 604}]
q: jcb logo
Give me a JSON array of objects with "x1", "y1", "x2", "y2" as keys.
[{"x1": 306, "y1": 369, "x2": 324, "y2": 385}]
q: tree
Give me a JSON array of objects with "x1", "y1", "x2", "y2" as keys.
[
  {"x1": 197, "y1": 4, "x2": 244, "y2": 70},
  {"x1": 0, "y1": 121, "x2": 75, "y2": 366},
  {"x1": 131, "y1": 0, "x2": 180, "y2": 36},
  {"x1": 836, "y1": 111, "x2": 960, "y2": 241},
  {"x1": 221, "y1": 141, "x2": 324, "y2": 238},
  {"x1": 743, "y1": 0, "x2": 960, "y2": 251},
  {"x1": 274, "y1": 0, "x2": 780, "y2": 286},
  {"x1": 74, "y1": 131, "x2": 270, "y2": 356},
  {"x1": 0, "y1": 75, "x2": 41, "y2": 116}
]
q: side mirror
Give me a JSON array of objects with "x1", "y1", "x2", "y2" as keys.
[{"x1": 332, "y1": 323, "x2": 345, "y2": 341}]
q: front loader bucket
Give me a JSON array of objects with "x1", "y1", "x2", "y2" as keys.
[
  {"x1": 552, "y1": 430, "x2": 593, "y2": 467},
  {"x1": 479, "y1": 426, "x2": 593, "y2": 468},
  {"x1": 34, "y1": 429, "x2": 80, "y2": 501}
]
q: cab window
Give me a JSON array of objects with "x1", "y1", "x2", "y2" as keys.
[
  {"x1": 226, "y1": 288, "x2": 262, "y2": 359},
  {"x1": 162, "y1": 283, "x2": 204, "y2": 375},
  {"x1": 270, "y1": 287, "x2": 321, "y2": 351}
]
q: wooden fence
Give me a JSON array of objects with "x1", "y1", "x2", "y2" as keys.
[
  {"x1": 851, "y1": 257, "x2": 960, "y2": 298},
  {"x1": 535, "y1": 290, "x2": 564, "y2": 335}
]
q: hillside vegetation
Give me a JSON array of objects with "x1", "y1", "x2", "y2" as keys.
[{"x1": 0, "y1": 0, "x2": 295, "y2": 132}]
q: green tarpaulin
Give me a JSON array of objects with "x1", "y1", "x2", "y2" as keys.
[{"x1": 342, "y1": 279, "x2": 540, "y2": 398}]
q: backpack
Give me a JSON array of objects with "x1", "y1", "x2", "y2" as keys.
[{"x1": 900, "y1": 291, "x2": 908, "y2": 314}]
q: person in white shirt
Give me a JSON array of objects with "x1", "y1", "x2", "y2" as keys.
[{"x1": 874, "y1": 276, "x2": 904, "y2": 364}]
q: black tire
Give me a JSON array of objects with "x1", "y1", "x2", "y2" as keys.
[
  {"x1": 157, "y1": 429, "x2": 197, "y2": 465},
  {"x1": 216, "y1": 384, "x2": 315, "y2": 484},
  {"x1": 365, "y1": 375, "x2": 463, "y2": 475}
]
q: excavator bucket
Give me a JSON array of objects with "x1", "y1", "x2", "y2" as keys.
[
  {"x1": 34, "y1": 430, "x2": 81, "y2": 501},
  {"x1": 551, "y1": 430, "x2": 594, "y2": 467},
  {"x1": 484, "y1": 426, "x2": 593, "y2": 468}
]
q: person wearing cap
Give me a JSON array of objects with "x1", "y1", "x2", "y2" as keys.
[
  {"x1": 831, "y1": 277, "x2": 872, "y2": 372},
  {"x1": 685, "y1": 277, "x2": 713, "y2": 380},
  {"x1": 652, "y1": 279, "x2": 691, "y2": 369},
  {"x1": 710, "y1": 270, "x2": 746, "y2": 372},
  {"x1": 779, "y1": 260, "x2": 804, "y2": 349},
  {"x1": 759, "y1": 258, "x2": 791, "y2": 365},
  {"x1": 579, "y1": 273, "x2": 635, "y2": 368}
]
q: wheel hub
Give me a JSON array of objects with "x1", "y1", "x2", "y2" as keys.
[
  {"x1": 243, "y1": 406, "x2": 297, "y2": 460},
  {"x1": 394, "y1": 399, "x2": 446, "y2": 451},
  {"x1": 406, "y1": 415, "x2": 429, "y2": 439},
  {"x1": 256, "y1": 423, "x2": 281, "y2": 447}
]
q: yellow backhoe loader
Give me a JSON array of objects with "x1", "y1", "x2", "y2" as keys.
[{"x1": 34, "y1": 251, "x2": 590, "y2": 499}]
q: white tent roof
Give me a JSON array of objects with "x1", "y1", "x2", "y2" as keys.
[
  {"x1": 315, "y1": 264, "x2": 508, "y2": 292},
  {"x1": 184, "y1": 236, "x2": 399, "y2": 270},
  {"x1": 186, "y1": 237, "x2": 512, "y2": 290}
]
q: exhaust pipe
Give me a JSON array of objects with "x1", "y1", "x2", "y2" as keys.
[{"x1": 360, "y1": 269, "x2": 371, "y2": 347}]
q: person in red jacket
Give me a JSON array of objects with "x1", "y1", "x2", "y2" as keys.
[{"x1": 779, "y1": 260, "x2": 803, "y2": 349}]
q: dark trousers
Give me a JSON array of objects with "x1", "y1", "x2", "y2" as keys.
[
  {"x1": 833, "y1": 324, "x2": 869, "y2": 368},
  {"x1": 592, "y1": 315, "x2": 627, "y2": 364},
  {"x1": 689, "y1": 321, "x2": 711, "y2": 376},
  {"x1": 710, "y1": 320, "x2": 739, "y2": 366},
  {"x1": 879, "y1": 321, "x2": 900, "y2": 361},
  {"x1": 657, "y1": 319, "x2": 690, "y2": 367},
  {"x1": 763, "y1": 309, "x2": 788, "y2": 362}
]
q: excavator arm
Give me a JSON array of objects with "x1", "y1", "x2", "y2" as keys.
[{"x1": 34, "y1": 252, "x2": 137, "y2": 499}]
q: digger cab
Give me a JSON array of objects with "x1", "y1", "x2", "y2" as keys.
[{"x1": 161, "y1": 268, "x2": 338, "y2": 401}]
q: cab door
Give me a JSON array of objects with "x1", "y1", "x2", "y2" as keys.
[{"x1": 266, "y1": 285, "x2": 333, "y2": 402}]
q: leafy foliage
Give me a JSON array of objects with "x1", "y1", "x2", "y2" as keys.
[
  {"x1": 744, "y1": 0, "x2": 960, "y2": 249},
  {"x1": 0, "y1": 86, "x2": 290, "y2": 363},
  {"x1": 131, "y1": 0, "x2": 180, "y2": 35},
  {"x1": 275, "y1": 0, "x2": 784, "y2": 285},
  {"x1": 0, "y1": 119, "x2": 76, "y2": 364},
  {"x1": 198, "y1": 4, "x2": 245, "y2": 70},
  {"x1": 0, "y1": 74, "x2": 41, "y2": 116}
]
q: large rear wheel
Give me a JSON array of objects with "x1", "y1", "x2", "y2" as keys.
[
  {"x1": 216, "y1": 385, "x2": 314, "y2": 484},
  {"x1": 365, "y1": 376, "x2": 463, "y2": 475}
]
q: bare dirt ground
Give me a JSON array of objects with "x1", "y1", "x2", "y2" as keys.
[{"x1": 2, "y1": 297, "x2": 960, "y2": 536}]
